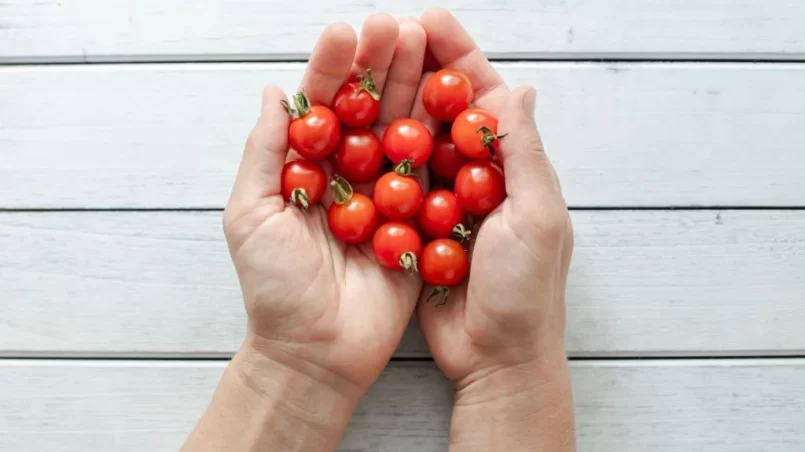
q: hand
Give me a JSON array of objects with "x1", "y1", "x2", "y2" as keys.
[
  {"x1": 414, "y1": 9, "x2": 576, "y2": 451},
  {"x1": 220, "y1": 11, "x2": 429, "y2": 432}
]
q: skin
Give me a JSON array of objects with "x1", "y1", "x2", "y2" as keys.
[{"x1": 182, "y1": 9, "x2": 575, "y2": 452}]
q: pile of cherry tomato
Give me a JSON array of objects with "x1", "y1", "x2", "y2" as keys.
[{"x1": 280, "y1": 68, "x2": 506, "y2": 305}]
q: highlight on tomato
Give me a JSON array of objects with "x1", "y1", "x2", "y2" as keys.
[
  {"x1": 280, "y1": 160, "x2": 327, "y2": 211},
  {"x1": 451, "y1": 108, "x2": 506, "y2": 159},
  {"x1": 422, "y1": 68, "x2": 473, "y2": 122},
  {"x1": 421, "y1": 238, "x2": 469, "y2": 306},
  {"x1": 333, "y1": 69, "x2": 382, "y2": 128},
  {"x1": 372, "y1": 222, "x2": 423, "y2": 274},
  {"x1": 333, "y1": 128, "x2": 385, "y2": 183},
  {"x1": 417, "y1": 190, "x2": 469, "y2": 241},
  {"x1": 327, "y1": 175, "x2": 380, "y2": 245},
  {"x1": 282, "y1": 91, "x2": 341, "y2": 160}
]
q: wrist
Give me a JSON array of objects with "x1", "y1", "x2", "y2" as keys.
[{"x1": 449, "y1": 354, "x2": 576, "y2": 452}]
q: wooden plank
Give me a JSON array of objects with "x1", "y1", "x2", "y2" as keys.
[
  {"x1": 2, "y1": 210, "x2": 804, "y2": 358},
  {"x1": 1, "y1": 359, "x2": 803, "y2": 451},
  {"x1": 2, "y1": 63, "x2": 805, "y2": 208},
  {"x1": 1, "y1": 1, "x2": 805, "y2": 62}
]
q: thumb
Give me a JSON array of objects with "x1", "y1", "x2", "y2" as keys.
[{"x1": 497, "y1": 86, "x2": 560, "y2": 203}]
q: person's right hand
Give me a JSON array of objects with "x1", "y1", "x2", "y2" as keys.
[{"x1": 414, "y1": 9, "x2": 576, "y2": 450}]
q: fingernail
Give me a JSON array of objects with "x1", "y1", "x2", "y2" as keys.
[{"x1": 524, "y1": 88, "x2": 537, "y2": 115}]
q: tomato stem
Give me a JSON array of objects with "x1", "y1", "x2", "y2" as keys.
[
  {"x1": 289, "y1": 188, "x2": 310, "y2": 211},
  {"x1": 452, "y1": 223, "x2": 471, "y2": 243},
  {"x1": 394, "y1": 159, "x2": 415, "y2": 176},
  {"x1": 357, "y1": 68, "x2": 382, "y2": 101},
  {"x1": 329, "y1": 175, "x2": 354, "y2": 205},
  {"x1": 399, "y1": 251, "x2": 419, "y2": 275},
  {"x1": 477, "y1": 126, "x2": 507, "y2": 157},
  {"x1": 426, "y1": 286, "x2": 450, "y2": 307},
  {"x1": 280, "y1": 91, "x2": 312, "y2": 119}
]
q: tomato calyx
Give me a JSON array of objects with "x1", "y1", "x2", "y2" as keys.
[
  {"x1": 329, "y1": 175, "x2": 354, "y2": 205},
  {"x1": 452, "y1": 223, "x2": 471, "y2": 243},
  {"x1": 477, "y1": 125, "x2": 507, "y2": 156},
  {"x1": 280, "y1": 91, "x2": 313, "y2": 119},
  {"x1": 426, "y1": 286, "x2": 451, "y2": 307},
  {"x1": 289, "y1": 187, "x2": 311, "y2": 211},
  {"x1": 356, "y1": 68, "x2": 381, "y2": 101},
  {"x1": 394, "y1": 159, "x2": 415, "y2": 176},
  {"x1": 399, "y1": 251, "x2": 419, "y2": 275}
]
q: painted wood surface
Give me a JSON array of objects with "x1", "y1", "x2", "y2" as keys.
[
  {"x1": 1, "y1": 359, "x2": 803, "y2": 451},
  {"x1": 3, "y1": 210, "x2": 804, "y2": 358},
  {"x1": 3, "y1": 62, "x2": 805, "y2": 208},
  {"x1": 2, "y1": 1, "x2": 805, "y2": 62}
]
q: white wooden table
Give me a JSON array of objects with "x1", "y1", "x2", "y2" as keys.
[{"x1": 2, "y1": 1, "x2": 805, "y2": 451}]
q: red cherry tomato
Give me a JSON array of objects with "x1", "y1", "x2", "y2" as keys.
[
  {"x1": 372, "y1": 222, "x2": 423, "y2": 273},
  {"x1": 429, "y1": 133, "x2": 469, "y2": 181},
  {"x1": 382, "y1": 119, "x2": 433, "y2": 168},
  {"x1": 454, "y1": 160, "x2": 506, "y2": 215},
  {"x1": 421, "y1": 239, "x2": 469, "y2": 303},
  {"x1": 423, "y1": 69, "x2": 473, "y2": 122},
  {"x1": 373, "y1": 165, "x2": 424, "y2": 221},
  {"x1": 417, "y1": 190, "x2": 468, "y2": 240},
  {"x1": 327, "y1": 177, "x2": 379, "y2": 244},
  {"x1": 333, "y1": 69, "x2": 381, "y2": 128},
  {"x1": 333, "y1": 129, "x2": 384, "y2": 183},
  {"x1": 451, "y1": 108, "x2": 505, "y2": 159},
  {"x1": 283, "y1": 92, "x2": 341, "y2": 159},
  {"x1": 280, "y1": 160, "x2": 327, "y2": 211}
]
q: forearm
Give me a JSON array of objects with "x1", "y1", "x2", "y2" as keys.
[
  {"x1": 448, "y1": 356, "x2": 576, "y2": 452},
  {"x1": 181, "y1": 337, "x2": 362, "y2": 452}
]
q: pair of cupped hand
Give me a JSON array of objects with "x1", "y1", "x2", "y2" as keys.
[{"x1": 222, "y1": 9, "x2": 573, "y2": 398}]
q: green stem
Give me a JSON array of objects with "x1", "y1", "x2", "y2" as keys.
[
  {"x1": 452, "y1": 223, "x2": 471, "y2": 243},
  {"x1": 426, "y1": 286, "x2": 451, "y2": 307},
  {"x1": 357, "y1": 68, "x2": 381, "y2": 101},
  {"x1": 394, "y1": 159, "x2": 414, "y2": 176},
  {"x1": 477, "y1": 126, "x2": 507, "y2": 157},
  {"x1": 399, "y1": 252, "x2": 419, "y2": 275},
  {"x1": 329, "y1": 175, "x2": 354, "y2": 205},
  {"x1": 289, "y1": 188, "x2": 310, "y2": 211}
]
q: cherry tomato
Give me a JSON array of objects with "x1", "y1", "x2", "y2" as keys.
[
  {"x1": 333, "y1": 69, "x2": 381, "y2": 128},
  {"x1": 454, "y1": 160, "x2": 506, "y2": 215},
  {"x1": 423, "y1": 69, "x2": 473, "y2": 122},
  {"x1": 373, "y1": 162, "x2": 424, "y2": 221},
  {"x1": 280, "y1": 160, "x2": 327, "y2": 211},
  {"x1": 451, "y1": 108, "x2": 506, "y2": 159},
  {"x1": 429, "y1": 133, "x2": 469, "y2": 181},
  {"x1": 372, "y1": 222, "x2": 423, "y2": 273},
  {"x1": 327, "y1": 177, "x2": 380, "y2": 244},
  {"x1": 282, "y1": 92, "x2": 341, "y2": 159},
  {"x1": 421, "y1": 239, "x2": 469, "y2": 306},
  {"x1": 382, "y1": 119, "x2": 433, "y2": 168},
  {"x1": 333, "y1": 129, "x2": 384, "y2": 183},
  {"x1": 417, "y1": 190, "x2": 469, "y2": 240}
]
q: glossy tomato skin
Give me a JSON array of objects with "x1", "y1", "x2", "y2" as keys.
[
  {"x1": 451, "y1": 108, "x2": 500, "y2": 159},
  {"x1": 373, "y1": 172, "x2": 424, "y2": 221},
  {"x1": 454, "y1": 160, "x2": 506, "y2": 215},
  {"x1": 327, "y1": 193, "x2": 380, "y2": 244},
  {"x1": 372, "y1": 222, "x2": 423, "y2": 271},
  {"x1": 382, "y1": 119, "x2": 434, "y2": 168},
  {"x1": 289, "y1": 105, "x2": 341, "y2": 159},
  {"x1": 280, "y1": 160, "x2": 327, "y2": 208},
  {"x1": 429, "y1": 133, "x2": 469, "y2": 181},
  {"x1": 423, "y1": 69, "x2": 473, "y2": 122},
  {"x1": 417, "y1": 190, "x2": 464, "y2": 239},
  {"x1": 333, "y1": 81, "x2": 381, "y2": 128},
  {"x1": 420, "y1": 239, "x2": 469, "y2": 287},
  {"x1": 333, "y1": 129, "x2": 384, "y2": 183}
]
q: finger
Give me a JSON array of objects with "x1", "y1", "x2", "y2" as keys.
[
  {"x1": 375, "y1": 19, "x2": 427, "y2": 133},
  {"x1": 351, "y1": 13, "x2": 400, "y2": 94},
  {"x1": 419, "y1": 8, "x2": 509, "y2": 113},
  {"x1": 299, "y1": 23, "x2": 358, "y2": 106},
  {"x1": 408, "y1": 71, "x2": 440, "y2": 136},
  {"x1": 228, "y1": 86, "x2": 291, "y2": 209},
  {"x1": 497, "y1": 86, "x2": 561, "y2": 204}
]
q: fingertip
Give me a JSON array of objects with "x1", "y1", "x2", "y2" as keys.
[
  {"x1": 419, "y1": 7, "x2": 455, "y2": 30},
  {"x1": 261, "y1": 85, "x2": 289, "y2": 115},
  {"x1": 362, "y1": 12, "x2": 400, "y2": 40},
  {"x1": 323, "y1": 22, "x2": 359, "y2": 48},
  {"x1": 398, "y1": 20, "x2": 426, "y2": 47}
]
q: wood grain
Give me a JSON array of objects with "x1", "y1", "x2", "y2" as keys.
[
  {"x1": 1, "y1": 359, "x2": 803, "y2": 451},
  {"x1": 2, "y1": 210, "x2": 804, "y2": 357},
  {"x1": 2, "y1": 62, "x2": 805, "y2": 208},
  {"x1": 1, "y1": 1, "x2": 804, "y2": 62}
]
